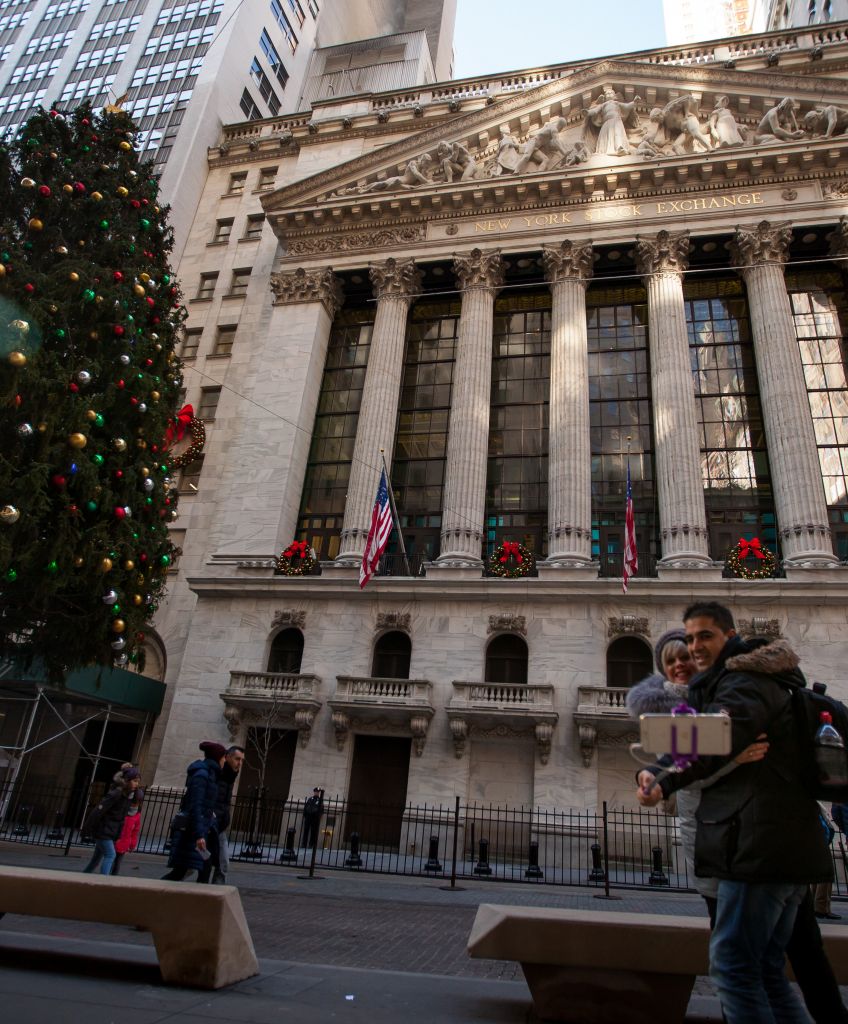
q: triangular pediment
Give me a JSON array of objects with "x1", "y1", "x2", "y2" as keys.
[{"x1": 260, "y1": 56, "x2": 848, "y2": 256}]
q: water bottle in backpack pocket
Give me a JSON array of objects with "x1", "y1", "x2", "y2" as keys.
[{"x1": 784, "y1": 681, "x2": 848, "y2": 801}]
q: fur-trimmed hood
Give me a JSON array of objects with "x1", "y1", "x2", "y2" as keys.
[
  {"x1": 725, "y1": 638, "x2": 800, "y2": 676},
  {"x1": 626, "y1": 673, "x2": 688, "y2": 717}
]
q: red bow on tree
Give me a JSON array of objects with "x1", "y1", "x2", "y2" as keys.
[
  {"x1": 284, "y1": 540, "x2": 308, "y2": 559},
  {"x1": 164, "y1": 404, "x2": 194, "y2": 446},
  {"x1": 738, "y1": 537, "x2": 765, "y2": 560},
  {"x1": 500, "y1": 541, "x2": 523, "y2": 564}
]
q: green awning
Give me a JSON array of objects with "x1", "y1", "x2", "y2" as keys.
[{"x1": 1, "y1": 657, "x2": 165, "y2": 714}]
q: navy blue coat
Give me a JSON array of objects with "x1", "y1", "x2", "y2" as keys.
[{"x1": 168, "y1": 757, "x2": 221, "y2": 872}]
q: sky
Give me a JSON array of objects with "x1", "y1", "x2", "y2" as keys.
[{"x1": 452, "y1": 0, "x2": 668, "y2": 79}]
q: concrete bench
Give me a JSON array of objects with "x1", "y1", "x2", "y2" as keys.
[
  {"x1": 468, "y1": 903, "x2": 848, "y2": 1024},
  {"x1": 0, "y1": 865, "x2": 259, "y2": 989}
]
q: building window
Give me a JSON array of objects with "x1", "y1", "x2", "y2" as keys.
[
  {"x1": 259, "y1": 28, "x2": 289, "y2": 88},
  {"x1": 197, "y1": 386, "x2": 221, "y2": 421},
  {"x1": 286, "y1": 0, "x2": 305, "y2": 26},
  {"x1": 249, "y1": 56, "x2": 280, "y2": 114},
  {"x1": 227, "y1": 171, "x2": 247, "y2": 195},
  {"x1": 212, "y1": 324, "x2": 236, "y2": 356},
  {"x1": 606, "y1": 637, "x2": 653, "y2": 688},
  {"x1": 307, "y1": 0, "x2": 318, "y2": 16},
  {"x1": 485, "y1": 634, "x2": 528, "y2": 685},
  {"x1": 181, "y1": 327, "x2": 202, "y2": 359},
  {"x1": 267, "y1": 628, "x2": 304, "y2": 673},
  {"x1": 256, "y1": 166, "x2": 277, "y2": 191},
  {"x1": 270, "y1": 0, "x2": 297, "y2": 52},
  {"x1": 212, "y1": 218, "x2": 233, "y2": 243},
  {"x1": 179, "y1": 455, "x2": 204, "y2": 493},
  {"x1": 227, "y1": 268, "x2": 250, "y2": 297},
  {"x1": 196, "y1": 272, "x2": 218, "y2": 299},
  {"x1": 243, "y1": 213, "x2": 265, "y2": 240},
  {"x1": 371, "y1": 631, "x2": 411, "y2": 679},
  {"x1": 239, "y1": 87, "x2": 261, "y2": 120}
]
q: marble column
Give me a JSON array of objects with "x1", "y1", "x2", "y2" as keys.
[
  {"x1": 541, "y1": 240, "x2": 595, "y2": 567},
  {"x1": 634, "y1": 230, "x2": 711, "y2": 567},
  {"x1": 335, "y1": 257, "x2": 422, "y2": 564},
  {"x1": 732, "y1": 221, "x2": 837, "y2": 565},
  {"x1": 437, "y1": 249, "x2": 504, "y2": 568}
]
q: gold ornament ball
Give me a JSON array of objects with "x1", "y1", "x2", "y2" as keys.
[
  {"x1": 132, "y1": 594, "x2": 143, "y2": 606},
  {"x1": 140, "y1": 467, "x2": 150, "y2": 478},
  {"x1": 116, "y1": 186, "x2": 129, "y2": 197},
  {"x1": 124, "y1": 559, "x2": 135, "y2": 571},
  {"x1": 100, "y1": 557, "x2": 114, "y2": 572},
  {"x1": 85, "y1": 409, "x2": 97, "y2": 421},
  {"x1": 136, "y1": 439, "x2": 147, "y2": 449},
  {"x1": 119, "y1": 141, "x2": 132, "y2": 151},
  {"x1": 54, "y1": 246, "x2": 69, "y2": 255},
  {"x1": 28, "y1": 218, "x2": 43, "y2": 232},
  {"x1": 48, "y1": 304, "x2": 58, "y2": 314},
  {"x1": 37, "y1": 422, "x2": 47, "y2": 433},
  {"x1": 68, "y1": 432, "x2": 87, "y2": 449},
  {"x1": 136, "y1": 573, "x2": 145, "y2": 585},
  {"x1": 95, "y1": 296, "x2": 104, "y2": 305},
  {"x1": 139, "y1": 273, "x2": 150, "y2": 283},
  {"x1": 0, "y1": 264, "x2": 5, "y2": 277},
  {"x1": 63, "y1": 184, "x2": 73, "y2": 194},
  {"x1": 21, "y1": 177, "x2": 35, "y2": 188},
  {"x1": 8, "y1": 351, "x2": 27, "y2": 367},
  {"x1": 150, "y1": 390, "x2": 160, "y2": 402},
  {"x1": 89, "y1": 331, "x2": 99, "y2": 340},
  {"x1": 113, "y1": 437, "x2": 127, "y2": 452},
  {"x1": 69, "y1": 272, "x2": 80, "y2": 282},
  {"x1": 91, "y1": 191, "x2": 103, "y2": 201},
  {"x1": 1, "y1": 504, "x2": 21, "y2": 525},
  {"x1": 112, "y1": 619, "x2": 126, "y2": 633},
  {"x1": 74, "y1": 556, "x2": 84, "y2": 568},
  {"x1": 133, "y1": 284, "x2": 145, "y2": 296},
  {"x1": 9, "y1": 319, "x2": 29, "y2": 336}
]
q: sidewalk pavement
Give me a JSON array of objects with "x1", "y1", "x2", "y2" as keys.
[{"x1": 1, "y1": 839, "x2": 835, "y2": 1022}]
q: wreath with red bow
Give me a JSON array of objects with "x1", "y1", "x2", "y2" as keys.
[
  {"x1": 725, "y1": 536, "x2": 778, "y2": 580},
  {"x1": 164, "y1": 403, "x2": 206, "y2": 471},
  {"x1": 488, "y1": 540, "x2": 536, "y2": 579},
  {"x1": 275, "y1": 539, "x2": 318, "y2": 577}
]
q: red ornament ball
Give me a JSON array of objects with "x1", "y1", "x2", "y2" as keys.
[
  {"x1": 81, "y1": 118, "x2": 90, "y2": 126},
  {"x1": 144, "y1": 359, "x2": 153, "y2": 367},
  {"x1": 52, "y1": 474, "x2": 67, "y2": 488},
  {"x1": 114, "y1": 506, "x2": 127, "y2": 519},
  {"x1": 113, "y1": 325, "x2": 125, "y2": 336},
  {"x1": 130, "y1": 200, "x2": 141, "y2": 209},
  {"x1": 38, "y1": 185, "x2": 51, "y2": 197},
  {"x1": 24, "y1": 283, "x2": 35, "y2": 293},
  {"x1": 69, "y1": 382, "x2": 79, "y2": 393},
  {"x1": 114, "y1": 470, "x2": 123, "y2": 479},
  {"x1": 117, "y1": 379, "x2": 125, "y2": 389},
  {"x1": 113, "y1": 271, "x2": 123, "y2": 282},
  {"x1": 130, "y1": 397, "x2": 138, "y2": 406},
  {"x1": 73, "y1": 182, "x2": 85, "y2": 193}
]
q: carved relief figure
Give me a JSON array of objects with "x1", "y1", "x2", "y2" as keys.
[
  {"x1": 493, "y1": 126, "x2": 521, "y2": 174},
  {"x1": 436, "y1": 141, "x2": 479, "y2": 182},
  {"x1": 708, "y1": 96, "x2": 745, "y2": 148},
  {"x1": 803, "y1": 104, "x2": 848, "y2": 139},
  {"x1": 582, "y1": 87, "x2": 641, "y2": 156},
  {"x1": 753, "y1": 97, "x2": 805, "y2": 144},
  {"x1": 660, "y1": 94, "x2": 712, "y2": 154},
  {"x1": 333, "y1": 153, "x2": 435, "y2": 196},
  {"x1": 513, "y1": 116, "x2": 572, "y2": 173},
  {"x1": 636, "y1": 107, "x2": 668, "y2": 158}
]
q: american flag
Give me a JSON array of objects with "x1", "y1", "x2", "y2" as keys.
[
  {"x1": 622, "y1": 461, "x2": 638, "y2": 594},
  {"x1": 359, "y1": 468, "x2": 393, "y2": 589}
]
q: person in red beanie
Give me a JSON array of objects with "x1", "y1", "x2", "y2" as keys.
[{"x1": 162, "y1": 741, "x2": 226, "y2": 882}]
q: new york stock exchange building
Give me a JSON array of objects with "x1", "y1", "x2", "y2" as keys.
[{"x1": 151, "y1": 24, "x2": 848, "y2": 834}]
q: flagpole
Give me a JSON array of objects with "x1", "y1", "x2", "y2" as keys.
[{"x1": 380, "y1": 450, "x2": 412, "y2": 577}]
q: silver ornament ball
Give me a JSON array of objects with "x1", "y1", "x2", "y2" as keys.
[
  {"x1": 17, "y1": 423, "x2": 34, "y2": 438},
  {"x1": 76, "y1": 370, "x2": 92, "y2": 385}
]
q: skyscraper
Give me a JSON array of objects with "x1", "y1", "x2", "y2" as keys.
[{"x1": 663, "y1": 0, "x2": 767, "y2": 45}]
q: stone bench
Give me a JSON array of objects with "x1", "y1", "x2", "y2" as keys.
[
  {"x1": 0, "y1": 865, "x2": 259, "y2": 989},
  {"x1": 467, "y1": 903, "x2": 848, "y2": 1024}
]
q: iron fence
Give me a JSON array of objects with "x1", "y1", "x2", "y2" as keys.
[{"x1": 2, "y1": 778, "x2": 847, "y2": 896}]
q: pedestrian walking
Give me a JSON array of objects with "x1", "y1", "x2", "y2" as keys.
[
  {"x1": 162, "y1": 741, "x2": 226, "y2": 883},
  {"x1": 211, "y1": 745, "x2": 245, "y2": 884},
  {"x1": 82, "y1": 767, "x2": 140, "y2": 875},
  {"x1": 111, "y1": 786, "x2": 143, "y2": 875},
  {"x1": 301, "y1": 787, "x2": 324, "y2": 849}
]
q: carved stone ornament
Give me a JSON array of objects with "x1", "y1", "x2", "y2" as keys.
[
  {"x1": 453, "y1": 248, "x2": 505, "y2": 291},
  {"x1": 737, "y1": 617, "x2": 782, "y2": 641},
  {"x1": 450, "y1": 718, "x2": 468, "y2": 758},
  {"x1": 635, "y1": 229, "x2": 691, "y2": 278},
  {"x1": 731, "y1": 220, "x2": 792, "y2": 271},
  {"x1": 607, "y1": 616, "x2": 650, "y2": 639},
  {"x1": 582, "y1": 87, "x2": 641, "y2": 157},
  {"x1": 294, "y1": 707, "x2": 315, "y2": 747},
  {"x1": 223, "y1": 705, "x2": 243, "y2": 741},
  {"x1": 803, "y1": 105, "x2": 848, "y2": 140},
  {"x1": 824, "y1": 180, "x2": 848, "y2": 202},
  {"x1": 369, "y1": 257, "x2": 424, "y2": 302},
  {"x1": 287, "y1": 226, "x2": 426, "y2": 257},
  {"x1": 543, "y1": 240, "x2": 594, "y2": 285},
  {"x1": 331, "y1": 710, "x2": 349, "y2": 751},
  {"x1": 271, "y1": 608, "x2": 306, "y2": 631},
  {"x1": 488, "y1": 614, "x2": 527, "y2": 636},
  {"x1": 410, "y1": 714, "x2": 430, "y2": 756},
  {"x1": 828, "y1": 216, "x2": 848, "y2": 256},
  {"x1": 578, "y1": 723, "x2": 597, "y2": 768},
  {"x1": 376, "y1": 611, "x2": 411, "y2": 632},
  {"x1": 535, "y1": 722, "x2": 554, "y2": 765},
  {"x1": 270, "y1": 267, "x2": 343, "y2": 316}
]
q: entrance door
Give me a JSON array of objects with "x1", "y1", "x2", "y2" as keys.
[
  {"x1": 233, "y1": 728, "x2": 298, "y2": 837},
  {"x1": 346, "y1": 735, "x2": 411, "y2": 847}
]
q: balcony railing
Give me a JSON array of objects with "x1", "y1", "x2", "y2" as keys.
[
  {"x1": 222, "y1": 672, "x2": 323, "y2": 746},
  {"x1": 330, "y1": 676, "x2": 435, "y2": 754},
  {"x1": 575, "y1": 686, "x2": 631, "y2": 718},
  {"x1": 598, "y1": 553, "x2": 658, "y2": 579},
  {"x1": 376, "y1": 552, "x2": 429, "y2": 578},
  {"x1": 226, "y1": 671, "x2": 320, "y2": 700},
  {"x1": 447, "y1": 681, "x2": 558, "y2": 763},
  {"x1": 333, "y1": 676, "x2": 433, "y2": 704},
  {"x1": 449, "y1": 681, "x2": 556, "y2": 710}
]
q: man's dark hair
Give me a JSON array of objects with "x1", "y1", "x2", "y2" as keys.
[
  {"x1": 682, "y1": 601, "x2": 736, "y2": 633},
  {"x1": 226, "y1": 745, "x2": 245, "y2": 755}
]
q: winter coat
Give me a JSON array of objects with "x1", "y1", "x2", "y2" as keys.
[
  {"x1": 213, "y1": 762, "x2": 238, "y2": 833},
  {"x1": 303, "y1": 794, "x2": 323, "y2": 819},
  {"x1": 651, "y1": 636, "x2": 832, "y2": 885},
  {"x1": 115, "y1": 807, "x2": 142, "y2": 855},
  {"x1": 90, "y1": 784, "x2": 132, "y2": 841},
  {"x1": 168, "y1": 757, "x2": 221, "y2": 872}
]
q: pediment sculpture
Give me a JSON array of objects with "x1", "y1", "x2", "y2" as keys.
[{"x1": 327, "y1": 91, "x2": 848, "y2": 198}]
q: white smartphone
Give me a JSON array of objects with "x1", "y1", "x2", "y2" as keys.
[{"x1": 639, "y1": 713, "x2": 732, "y2": 757}]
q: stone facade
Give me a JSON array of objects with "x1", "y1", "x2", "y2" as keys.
[{"x1": 149, "y1": 26, "x2": 848, "y2": 820}]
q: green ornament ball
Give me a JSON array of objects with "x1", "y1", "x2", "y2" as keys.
[
  {"x1": 83, "y1": 289, "x2": 95, "y2": 302},
  {"x1": 56, "y1": 329, "x2": 66, "y2": 339},
  {"x1": 140, "y1": 218, "x2": 151, "y2": 230},
  {"x1": 92, "y1": 453, "x2": 104, "y2": 465},
  {"x1": 99, "y1": 220, "x2": 109, "y2": 230},
  {"x1": 86, "y1": 500, "x2": 98, "y2": 512},
  {"x1": 94, "y1": 414, "x2": 104, "y2": 427},
  {"x1": 6, "y1": 568, "x2": 17, "y2": 582},
  {"x1": 111, "y1": 603, "x2": 120, "y2": 614},
  {"x1": 46, "y1": 560, "x2": 58, "y2": 573},
  {"x1": 159, "y1": 554, "x2": 170, "y2": 566}
]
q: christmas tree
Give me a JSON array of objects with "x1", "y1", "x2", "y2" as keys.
[{"x1": 0, "y1": 101, "x2": 185, "y2": 680}]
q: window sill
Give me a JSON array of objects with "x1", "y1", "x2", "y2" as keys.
[
  {"x1": 253, "y1": 187, "x2": 274, "y2": 194},
  {"x1": 222, "y1": 292, "x2": 247, "y2": 300},
  {"x1": 220, "y1": 192, "x2": 245, "y2": 199},
  {"x1": 238, "y1": 235, "x2": 262, "y2": 243},
  {"x1": 190, "y1": 296, "x2": 214, "y2": 303},
  {"x1": 180, "y1": 354, "x2": 198, "y2": 361},
  {"x1": 207, "y1": 352, "x2": 232, "y2": 359},
  {"x1": 207, "y1": 240, "x2": 230, "y2": 247}
]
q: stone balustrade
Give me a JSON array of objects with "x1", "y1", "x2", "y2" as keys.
[
  {"x1": 329, "y1": 676, "x2": 435, "y2": 756},
  {"x1": 447, "y1": 681, "x2": 558, "y2": 764},
  {"x1": 226, "y1": 671, "x2": 320, "y2": 699},
  {"x1": 573, "y1": 687, "x2": 637, "y2": 769},
  {"x1": 221, "y1": 672, "x2": 322, "y2": 748},
  {"x1": 449, "y1": 681, "x2": 556, "y2": 710},
  {"x1": 575, "y1": 686, "x2": 631, "y2": 717}
]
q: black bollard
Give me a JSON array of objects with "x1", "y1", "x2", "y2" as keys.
[
  {"x1": 424, "y1": 834, "x2": 442, "y2": 873},
  {"x1": 473, "y1": 837, "x2": 492, "y2": 875},
  {"x1": 524, "y1": 839, "x2": 543, "y2": 880},
  {"x1": 589, "y1": 841, "x2": 606, "y2": 882},
  {"x1": 345, "y1": 831, "x2": 363, "y2": 868},
  {"x1": 11, "y1": 805, "x2": 31, "y2": 837},
  {"x1": 46, "y1": 811, "x2": 64, "y2": 841},
  {"x1": 649, "y1": 845, "x2": 669, "y2": 886},
  {"x1": 279, "y1": 826, "x2": 297, "y2": 863}
]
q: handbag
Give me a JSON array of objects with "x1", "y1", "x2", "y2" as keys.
[{"x1": 170, "y1": 810, "x2": 190, "y2": 834}]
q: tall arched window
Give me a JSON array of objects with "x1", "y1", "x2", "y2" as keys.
[
  {"x1": 485, "y1": 634, "x2": 528, "y2": 685},
  {"x1": 606, "y1": 636, "x2": 652, "y2": 688},
  {"x1": 371, "y1": 631, "x2": 411, "y2": 679},
  {"x1": 267, "y1": 628, "x2": 304, "y2": 673}
]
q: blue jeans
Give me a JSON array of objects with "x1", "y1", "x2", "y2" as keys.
[
  {"x1": 83, "y1": 838, "x2": 116, "y2": 876},
  {"x1": 710, "y1": 879, "x2": 812, "y2": 1024}
]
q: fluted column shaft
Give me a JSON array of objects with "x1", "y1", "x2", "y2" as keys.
[
  {"x1": 543, "y1": 241, "x2": 594, "y2": 565},
  {"x1": 336, "y1": 258, "x2": 422, "y2": 563},
  {"x1": 733, "y1": 221, "x2": 836, "y2": 564},
  {"x1": 635, "y1": 230, "x2": 711, "y2": 565},
  {"x1": 438, "y1": 249, "x2": 504, "y2": 566}
]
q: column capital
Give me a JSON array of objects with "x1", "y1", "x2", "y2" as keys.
[
  {"x1": 635, "y1": 229, "x2": 691, "y2": 279},
  {"x1": 542, "y1": 240, "x2": 594, "y2": 286},
  {"x1": 731, "y1": 220, "x2": 792, "y2": 271},
  {"x1": 369, "y1": 257, "x2": 423, "y2": 303},
  {"x1": 269, "y1": 266, "x2": 344, "y2": 317},
  {"x1": 828, "y1": 216, "x2": 848, "y2": 258},
  {"x1": 453, "y1": 248, "x2": 505, "y2": 291}
]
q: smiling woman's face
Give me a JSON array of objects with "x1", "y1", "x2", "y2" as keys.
[{"x1": 662, "y1": 641, "x2": 695, "y2": 685}]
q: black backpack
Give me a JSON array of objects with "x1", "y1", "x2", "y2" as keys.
[{"x1": 782, "y1": 681, "x2": 848, "y2": 802}]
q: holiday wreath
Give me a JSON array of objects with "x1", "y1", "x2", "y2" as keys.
[
  {"x1": 724, "y1": 536, "x2": 778, "y2": 580},
  {"x1": 276, "y1": 539, "x2": 318, "y2": 576},
  {"x1": 164, "y1": 403, "x2": 206, "y2": 470},
  {"x1": 488, "y1": 540, "x2": 536, "y2": 578}
]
